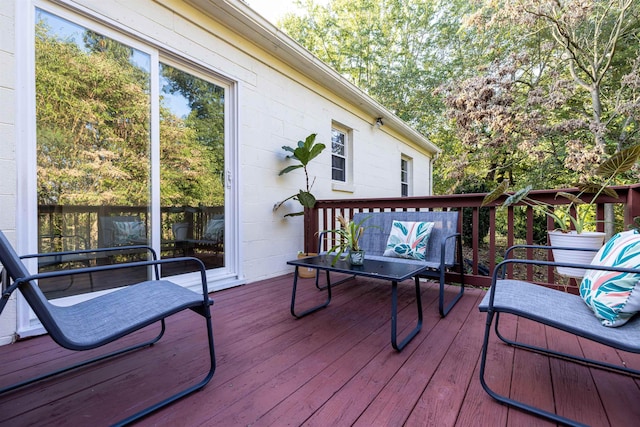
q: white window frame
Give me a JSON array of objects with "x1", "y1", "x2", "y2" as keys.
[
  {"x1": 331, "y1": 123, "x2": 354, "y2": 192},
  {"x1": 401, "y1": 155, "x2": 412, "y2": 197}
]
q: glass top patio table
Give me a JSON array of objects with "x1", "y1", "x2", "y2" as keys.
[
  {"x1": 286, "y1": 255, "x2": 428, "y2": 351},
  {"x1": 287, "y1": 255, "x2": 428, "y2": 282}
]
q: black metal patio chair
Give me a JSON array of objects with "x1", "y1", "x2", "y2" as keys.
[
  {"x1": 479, "y1": 244, "x2": 640, "y2": 426},
  {"x1": 0, "y1": 231, "x2": 216, "y2": 426}
]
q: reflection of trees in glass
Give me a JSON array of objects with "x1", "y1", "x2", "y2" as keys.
[
  {"x1": 35, "y1": 12, "x2": 225, "y2": 210},
  {"x1": 159, "y1": 65, "x2": 225, "y2": 207},
  {"x1": 36, "y1": 16, "x2": 151, "y2": 206}
]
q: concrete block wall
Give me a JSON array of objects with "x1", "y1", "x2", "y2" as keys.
[{"x1": 0, "y1": 0, "x2": 17, "y2": 345}]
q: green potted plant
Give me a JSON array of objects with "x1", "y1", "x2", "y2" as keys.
[
  {"x1": 324, "y1": 215, "x2": 375, "y2": 266},
  {"x1": 273, "y1": 133, "x2": 326, "y2": 217},
  {"x1": 482, "y1": 144, "x2": 640, "y2": 277},
  {"x1": 274, "y1": 133, "x2": 326, "y2": 277}
]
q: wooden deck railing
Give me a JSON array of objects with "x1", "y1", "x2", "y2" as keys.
[
  {"x1": 306, "y1": 184, "x2": 640, "y2": 289},
  {"x1": 36, "y1": 185, "x2": 640, "y2": 290}
]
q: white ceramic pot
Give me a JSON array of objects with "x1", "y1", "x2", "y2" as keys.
[{"x1": 547, "y1": 230, "x2": 605, "y2": 279}]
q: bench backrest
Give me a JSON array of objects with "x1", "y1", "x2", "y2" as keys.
[
  {"x1": 352, "y1": 211, "x2": 459, "y2": 265},
  {"x1": 0, "y1": 231, "x2": 64, "y2": 339}
]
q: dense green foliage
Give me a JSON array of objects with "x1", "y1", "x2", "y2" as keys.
[
  {"x1": 281, "y1": 0, "x2": 640, "y2": 194},
  {"x1": 160, "y1": 64, "x2": 226, "y2": 207}
]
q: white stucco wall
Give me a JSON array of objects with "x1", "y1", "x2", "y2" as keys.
[
  {"x1": 0, "y1": 0, "x2": 17, "y2": 345},
  {"x1": 0, "y1": 0, "x2": 437, "y2": 343}
]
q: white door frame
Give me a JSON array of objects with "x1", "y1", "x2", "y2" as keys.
[{"x1": 15, "y1": 0, "x2": 243, "y2": 337}]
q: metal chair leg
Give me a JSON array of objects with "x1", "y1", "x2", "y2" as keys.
[
  {"x1": 480, "y1": 313, "x2": 608, "y2": 427},
  {"x1": 438, "y1": 268, "x2": 464, "y2": 317},
  {"x1": 438, "y1": 238, "x2": 465, "y2": 317},
  {"x1": 0, "y1": 320, "x2": 167, "y2": 395},
  {"x1": 114, "y1": 308, "x2": 216, "y2": 426}
]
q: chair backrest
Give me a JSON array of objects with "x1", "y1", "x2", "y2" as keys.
[
  {"x1": 0, "y1": 231, "x2": 63, "y2": 338},
  {"x1": 351, "y1": 211, "x2": 460, "y2": 264}
]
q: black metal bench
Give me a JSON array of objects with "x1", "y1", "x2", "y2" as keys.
[
  {"x1": 0, "y1": 231, "x2": 216, "y2": 426},
  {"x1": 318, "y1": 211, "x2": 465, "y2": 317}
]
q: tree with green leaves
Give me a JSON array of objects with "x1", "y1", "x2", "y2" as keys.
[
  {"x1": 36, "y1": 22, "x2": 151, "y2": 205},
  {"x1": 36, "y1": 18, "x2": 224, "y2": 208},
  {"x1": 441, "y1": 0, "x2": 640, "y2": 190},
  {"x1": 160, "y1": 64, "x2": 226, "y2": 207},
  {"x1": 280, "y1": 0, "x2": 511, "y2": 192}
]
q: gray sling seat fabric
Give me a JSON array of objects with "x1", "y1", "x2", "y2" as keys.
[
  {"x1": 351, "y1": 211, "x2": 458, "y2": 267},
  {"x1": 319, "y1": 211, "x2": 464, "y2": 316},
  {"x1": 478, "y1": 252, "x2": 640, "y2": 426},
  {"x1": 46, "y1": 280, "x2": 207, "y2": 349},
  {"x1": 0, "y1": 237, "x2": 210, "y2": 351},
  {"x1": 479, "y1": 279, "x2": 640, "y2": 351}
]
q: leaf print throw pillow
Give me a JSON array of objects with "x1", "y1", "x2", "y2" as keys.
[
  {"x1": 113, "y1": 220, "x2": 146, "y2": 245},
  {"x1": 580, "y1": 229, "x2": 640, "y2": 327},
  {"x1": 383, "y1": 220, "x2": 434, "y2": 261}
]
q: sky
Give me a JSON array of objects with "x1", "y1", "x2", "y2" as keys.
[{"x1": 247, "y1": 0, "x2": 304, "y2": 24}]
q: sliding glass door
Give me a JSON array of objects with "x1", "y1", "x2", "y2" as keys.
[{"x1": 33, "y1": 8, "x2": 233, "y2": 302}]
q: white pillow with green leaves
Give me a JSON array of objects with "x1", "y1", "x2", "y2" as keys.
[
  {"x1": 113, "y1": 220, "x2": 145, "y2": 245},
  {"x1": 383, "y1": 220, "x2": 434, "y2": 261}
]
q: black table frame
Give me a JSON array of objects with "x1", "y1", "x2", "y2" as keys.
[{"x1": 287, "y1": 255, "x2": 427, "y2": 351}]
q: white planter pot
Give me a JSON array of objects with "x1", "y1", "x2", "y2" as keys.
[
  {"x1": 172, "y1": 222, "x2": 189, "y2": 240},
  {"x1": 547, "y1": 230, "x2": 605, "y2": 279}
]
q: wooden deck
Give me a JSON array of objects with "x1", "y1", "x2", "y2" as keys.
[{"x1": 1, "y1": 274, "x2": 640, "y2": 426}]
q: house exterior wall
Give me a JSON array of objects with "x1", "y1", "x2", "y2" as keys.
[
  {"x1": 0, "y1": 0, "x2": 18, "y2": 344},
  {"x1": 0, "y1": 0, "x2": 437, "y2": 344}
]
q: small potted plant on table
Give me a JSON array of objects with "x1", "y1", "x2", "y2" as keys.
[{"x1": 324, "y1": 215, "x2": 374, "y2": 266}]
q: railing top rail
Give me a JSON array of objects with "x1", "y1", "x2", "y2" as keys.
[{"x1": 314, "y1": 184, "x2": 639, "y2": 210}]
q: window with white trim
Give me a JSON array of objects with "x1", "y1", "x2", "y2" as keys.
[
  {"x1": 331, "y1": 127, "x2": 347, "y2": 182},
  {"x1": 331, "y1": 124, "x2": 353, "y2": 188},
  {"x1": 401, "y1": 156, "x2": 412, "y2": 197}
]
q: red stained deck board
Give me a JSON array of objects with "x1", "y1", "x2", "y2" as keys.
[
  {"x1": 546, "y1": 326, "x2": 609, "y2": 426},
  {"x1": 0, "y1": 274, "x2": 638, "y2": 426},
  {"x1": 149, "y1": 277, "x2": 422, "y2": 426},
  {"x1": 402, "y1": 291, "x2": 487, "y2": 427},
  {"x1": 275, "y1": 283, "x2": 445, "y2": 427},
  {"x1": 350, "y1": 288, "x2": 483, "y2": 427}
]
